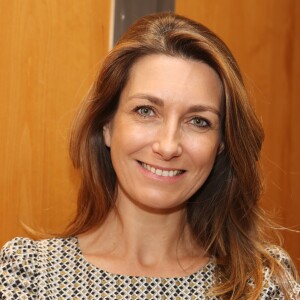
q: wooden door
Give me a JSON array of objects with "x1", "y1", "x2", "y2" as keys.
[
  {"x1": 176, "y1": 0, "x2": 300, "y2": 270},
  {"x1": 0, "y1": 0, "x2": 111, "y2": 244}
]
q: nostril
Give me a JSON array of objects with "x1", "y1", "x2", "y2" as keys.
[{"x1": 152, "y1": 140, "x2": 182, "y2": 160}]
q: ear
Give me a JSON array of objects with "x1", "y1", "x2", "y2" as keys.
[{"x1": 103, "y1": 123, "x2": 112, "y2": 147}]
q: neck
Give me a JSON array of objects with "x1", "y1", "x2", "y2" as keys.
[{"x1": 78, "y1": 195, "x2": 207, "y2": 277}]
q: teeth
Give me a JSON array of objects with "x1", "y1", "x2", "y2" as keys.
[
  {"x1": 162, "y1": 170, "x2": 168, "y2": 176},
  {"x1": 156, "y1": 169, "x2": 163, "y2": 176},
  {"x1": 141, "y1": 163, "x2": 183, "y2": 177}
]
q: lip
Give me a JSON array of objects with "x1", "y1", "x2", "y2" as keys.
[{"x1": 137, "y1": 160, "x2": 186, "y2": 182}]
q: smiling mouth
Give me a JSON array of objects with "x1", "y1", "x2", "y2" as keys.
[{"x1": 138, "y1": 161, "x2": 185, "y2": 177}]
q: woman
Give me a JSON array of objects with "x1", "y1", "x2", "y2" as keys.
[{"x1": 0, "y1": 13, "x2": 299, "y2": 299}]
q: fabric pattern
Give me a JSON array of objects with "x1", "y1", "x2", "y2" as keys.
[{"x1": 0, "y1": 237, "x2": 299, "y2": 299}]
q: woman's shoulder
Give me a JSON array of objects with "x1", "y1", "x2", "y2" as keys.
[
  {"x1": 1, "y1": 236, "x2": 78, "y2": 259},
  {"x1": 265, "y1": 244, "x2": 297, "y2": 274},
  {"x1": 0, "y1": 236, "x2": 79, "y2": 299},
  {"x1": 0, "y1": 237, "x2": 39, "y2": 271},
  {"x1": 0, "y1": 237, "x2": 40, "y2": 298},
  {"x1": 262, "y1": 244, "x2": 300, "y2": 299}
]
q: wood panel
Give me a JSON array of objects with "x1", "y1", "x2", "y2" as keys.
[
  {"x1": 0, "y1": 0, "x2": 110, "y2": 245},
  {"x1": 176, "y1": 0, "x2": 300, "y2": 270}
]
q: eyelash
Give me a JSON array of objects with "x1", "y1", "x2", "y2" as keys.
[{"x1": 133, "y1": 105, "x2": 212, "y2": 129}]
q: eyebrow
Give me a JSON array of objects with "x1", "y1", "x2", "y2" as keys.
[{"x1": 128, "y1": 93, "x2": 221, "y2": 118}]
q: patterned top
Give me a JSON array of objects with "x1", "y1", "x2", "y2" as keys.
[{"x1": 0, "y1": 237, "x2": 299, "y2": 299}]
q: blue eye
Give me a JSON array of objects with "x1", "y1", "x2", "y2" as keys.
[
  {"x1": 136, "y1": 106, "x2": 155, "y2": 117},
  {"x1": 190, "y1": 117, "x2": 210, "y2": 128}
]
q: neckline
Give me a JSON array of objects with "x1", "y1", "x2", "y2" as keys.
[{"x1": 71, "y1": 236, "x2": 215, "y2": 280}]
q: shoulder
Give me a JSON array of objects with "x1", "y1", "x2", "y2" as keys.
[
  {"x1": 261, "y1": 245, "x2": 300, "y2": 299},
  {"x1": 265, "y1": 245, "x2": 298, "y2": 278},
  {"x1": 0, "y1": 237, "x2": 39, "y2": 299},
  {"x1": 1, "y1": 236, "x2": 77, "y2": 261},
  {"x1": 0, "y1": 237, "x2": 38, "y2": 277},
  {"x1": 0, "y1": 236, "x2": 78, "y2": 299},
  {"x1": 1, "y1": 237, "x2": 37, "y2": 260}
]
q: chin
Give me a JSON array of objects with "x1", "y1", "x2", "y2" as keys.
[{"x1": 132, "y1": 197, "x2": 187, "y2": 214}]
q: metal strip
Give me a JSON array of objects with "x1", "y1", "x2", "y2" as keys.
[{"x1": 113, "y1": 0, "x2": 175, "y2": 45}]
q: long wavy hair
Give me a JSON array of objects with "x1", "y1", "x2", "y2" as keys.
[{"x1": 66, "y1": 13, "x2": 298, "y2": 299}]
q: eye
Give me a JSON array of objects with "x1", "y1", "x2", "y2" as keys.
[
  {"x1": 190, "y1": 117, "x2": 211, "y2": 128},
  {"x1": 135, "y1": 105, "x2": 155, "y2": 117}
]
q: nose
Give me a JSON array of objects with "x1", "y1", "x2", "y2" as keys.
[{"x1": 152, "y1": 122, "x2": 183, "y2": 160}]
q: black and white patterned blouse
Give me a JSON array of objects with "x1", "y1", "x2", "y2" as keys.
[{"x1": 0, "y1": 237, "x2": 299, "y2": 299}]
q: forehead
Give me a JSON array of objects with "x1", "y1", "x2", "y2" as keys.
[{"x1": 122, "y1": 54, "x2": 223, "y2": 111}]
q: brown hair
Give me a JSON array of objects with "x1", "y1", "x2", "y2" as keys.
[{"x1": 67, "y1": 13, "x2": 298, "y2": 299}]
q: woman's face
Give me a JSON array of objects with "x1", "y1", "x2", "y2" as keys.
[{"x1": 104, "y1": 54, "x2": 223, "y2": 212}]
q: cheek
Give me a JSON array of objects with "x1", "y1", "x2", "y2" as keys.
[
  {"x1": 109, "y1": 124, "x2": 149, "y2": 161},
  {"x1": 187, "y1": 135, "x2": 220, "y2": 165},
  {"x1": 112, "y1": 122, "x2": 156, "y2": 149}
]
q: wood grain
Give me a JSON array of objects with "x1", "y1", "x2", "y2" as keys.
[
  {"x1": 176, "y1": 0, "x2": 300, "y2": 270},
  {"x1": 0, "y1": 0, "x2": 110, "y2": 243}
]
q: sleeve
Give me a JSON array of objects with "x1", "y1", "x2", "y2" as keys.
[
  {"x1": 263, "y1": 246, "x2": 300, "y2": 299},
  {"x1": 0, "y1": 238, "x2": 38, "y2": 300}
]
